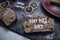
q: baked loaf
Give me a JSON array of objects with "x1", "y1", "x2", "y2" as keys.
[
  {"x1": 0, "y1": 1, "x2": 17, "y2": 26},
  {"x1": 0, "y1": 8, "x2": 17, "y2": 26},
  {"x1": 23, "y1": 16, "x2": 54, "y2": 33}
]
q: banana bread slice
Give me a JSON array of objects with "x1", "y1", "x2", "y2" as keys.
[
  {"x1": 1, "y1": 8, "x2": 17, "y2": 26},
  {"x1": 23, "y1": 16, "x2": 54, "y2": 33}
]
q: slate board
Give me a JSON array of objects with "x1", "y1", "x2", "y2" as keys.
[{"x1": 0, "y1": 0, "x2": 60, "y2": 40}]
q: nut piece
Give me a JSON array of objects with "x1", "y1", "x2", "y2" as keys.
[
  {"x1": 29, "y1": 2, "x2": 39, "y2": 9},
  {"x1": 23, "y1": 16, "x2": 54, "y2": 33},
  {"x1": 0, "y1": 1, "x2": 10, "y2": 8},
  {"x1": 24, "y1": 6, "x2": 33, "y2": 14},
  {"x1": 24, "y1": 2, "x2": 39, "y2": 15},
  {"x1": 1, "y1": 8, "x2": 17, "y2": 26}
]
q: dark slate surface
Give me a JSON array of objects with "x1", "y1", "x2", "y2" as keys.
[{"x1": 0, "y1": 0, "x2": 60, "y2": 40}]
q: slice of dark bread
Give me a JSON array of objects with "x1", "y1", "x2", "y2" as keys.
[
  {"x1": 0, "y1": 1, "x2": 17, "y2": 26},
  {"x1": 23, "y1": 16, "x2": 54, "y2": 33},
  {"x1": 0, "y1": 8, "x2": 17, "y2": 26}
]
